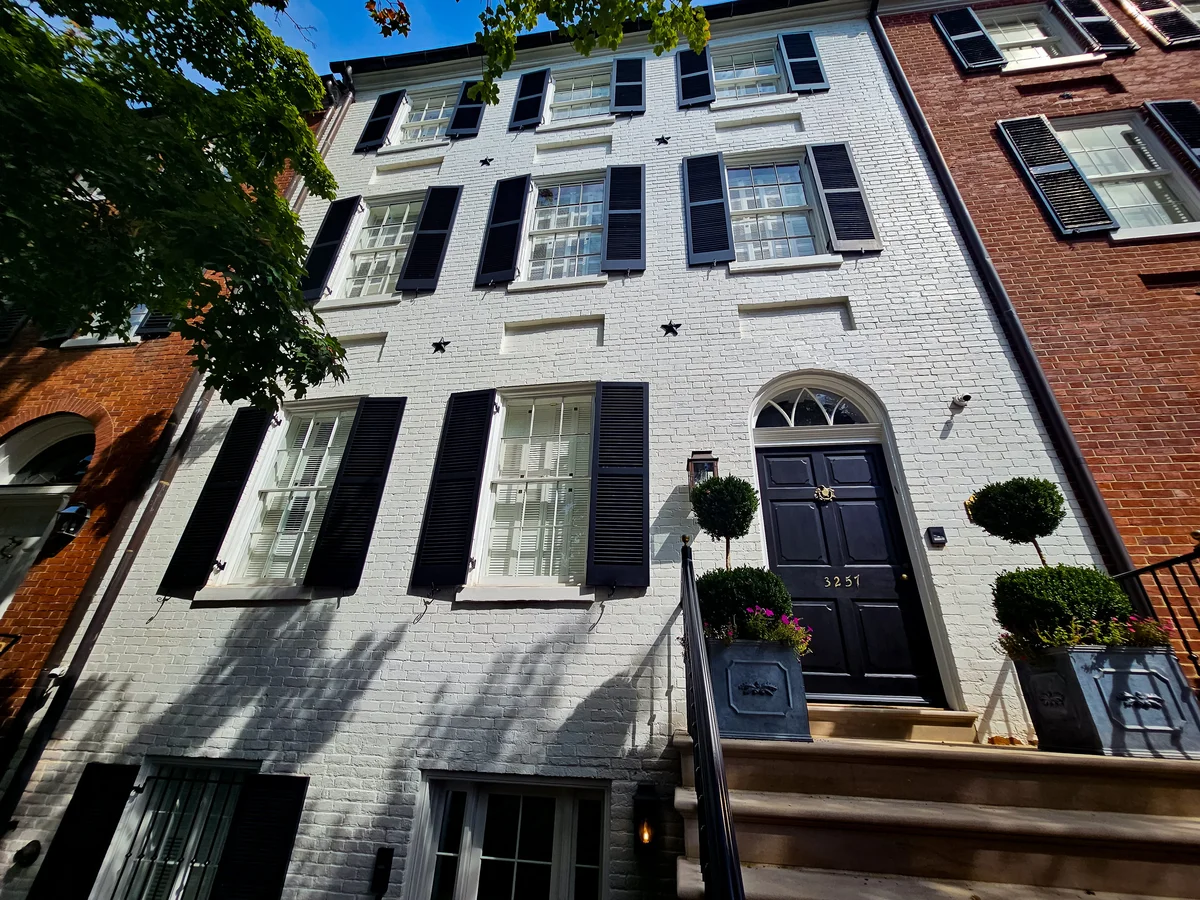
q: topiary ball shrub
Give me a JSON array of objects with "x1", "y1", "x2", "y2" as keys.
[
  {"x1": 691, "y1": 475, "x2": 760, "y2": 568},
  {"x1": 969, "y1": 477, "x2": 1066, "y2": 545},
  {"x1": 697, "y1": 566, "x2": 792, "y2": 631},
  {"x1": 993, "y1": 564, "x2": 1132, "y2": 638}
]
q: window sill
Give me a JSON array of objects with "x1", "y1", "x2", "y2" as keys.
[
  {"x1": 1000, "y1": 53, "x2": 1105, "y2": 75},
  {"x1": 317, "y1": 294, "x2": 402, "y2": 312},
  {"x1": 1108, "y1": 222, "x2": 1200, "y2": 242},
  {"x1": 58, "y1": 338, "x2": 138, "y2": 349},
  {"x1": 710, "y1": 93, "x2": 798, "y2": 112},
  {"x1": 537, "y1": 115, "x2": 617, "y2": 134},
  {"x1": 728, "y1": 254, "x2": 843, "y2": 274},
  {"x1": 376, "y1": 138, "x2": 451, "y2": 156},
  {"x1": 456, "y1": 584, "x2": 595, "y2": 603},
  {"x1": 507, "y1": 274, "x2": 608, "y2": 293},
  {"x1": 193, "y1": 585, "x2": 318, "y2": 604}
]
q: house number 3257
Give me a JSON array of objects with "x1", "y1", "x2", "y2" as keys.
[{"x1": 824, "y1": 574, "x2": 861, "y2": 588}]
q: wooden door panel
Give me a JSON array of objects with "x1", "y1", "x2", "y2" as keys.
[
  {"x1": 826, "y1": 453, "x2": 873, "y2": 485},
  {"x1": 793, "y1": 599, "x2": 850, "y2": 674},
  {"x1": 771, "y1": 501, "x2": 828, "y2": 565},
  {"x1": 765, "y1": 455, "x2": 815, "y2": 487},
  {"x1": 856, "y1": 602, "x2": 917, "y2": 673},
  {"x1": 837, "y1": 501, "x2": 890, "y2": 562}
]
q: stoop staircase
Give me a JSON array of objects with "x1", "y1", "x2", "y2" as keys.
[{"x1": 673, "y1": 729, "x2": 1200, "y2": 900}]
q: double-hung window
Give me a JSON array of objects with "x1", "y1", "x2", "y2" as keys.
[
  {"x1": 401, "y1": 89, "x2": 458, "y2": 143},
  {"x1": 710, "y1": 43, "x2": 784, "y2": 99},
  {"x1": 484, "y1": 394, "x2": 592, "y2": 584},
  {"x1": 975, "y1": 5, "x2": 1083, "y2": 63},
  {"x1": 343, "y1": 198, "x2": 422, "y2": 299},
  {"x1": 727, "y1": 160, "x2": 823, "y2": 261},
  {"x1": 527, "y1": 180, "x2": 605, "y2": 281},
  {"x1": 60, "y1": 304, "x2": 152, "y2": 348},
  {"x1": 549, "y1": 69, "x2": 611, "y2": 121}
]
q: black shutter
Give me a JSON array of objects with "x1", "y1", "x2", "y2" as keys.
[
  {"x1": 28, "y1": 762, "x2": 138, "y2": 900},
  {"x1": 601, "y1": 166, "x2": 646, "y2": 272},
  {"x1": 682, "y1": 153, "x2": 735, "y2": 266},
  {"x1": 510, "y1": 69, "x2": 550, "y2": 130},
  {"x1": 676, "y1": 48, "x2": 714, "y2": 108},
  {"x1": 997, "y1": 116, "x2": 1117, "y2": 235},
  {"x1": 210, "y1": 774, "x2": 308, "y2": 900},
  {"x1": 1147, "y1": 100, "x2": 1200, "y2": 170},
  {"x1": 475, "y1": 175, "x2": 530, "y2": 286},
  {"x1": 610, "y1": 57, "x2": 646, "y2": 114},
  {"x1": 396, "y1": 186, "x2": 463, "y2": 292},
  {"x1": 1118, "y1": 0, "x2": 1200, "y2": 45},
  {"x1": 586, "y1": 382, "x2": 649, "y2": 588},
  {"x1": 0, "y1": 303, "x2": 28, "y2": 346},
  {"x1": 808, "y1": 143, "x2": 883, "y2": 252},
  {"x1": 446, "y1": 81, "x2": 485, "y2": 138},
  {"x1": 159, "y1": 407, "x2": 271, "y2": 597},
  {"x1": 410, "y1": 390, "x2": 495, "y2": 588},
  {"x1": 932, "y1": 8, "x2": 1007, "y2": 70},
  {"x1": 304, "y1": 397, "x2": 406, "y2": 591},
  {"x1": 354, "y1": 90, "x2": 406, "y2": 153},
  {"x1": 778, "y1": 32, "x2": 829, "y2": 92},
  {"x1": 1054, "y1": 0, "x2": 1139, "y2": 51},
  {"x1": 135, "y1": 311, "x2": 174, "y2": 338},
  {"x1": 299, "y1": 196, "x2": 361, "y2": 303}
]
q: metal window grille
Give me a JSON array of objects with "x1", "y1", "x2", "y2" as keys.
[
  {"x1": 727, "y1": 162, "x2": 822, "y2": 261},
  {"x1": 527, "y1": 182, "x2": 604, "y2": 281},
  {"x1": 401, "y1": 91, "x2": 458, "y2": 143},
  {"x1": 344, "y1": 201, "x2": 422, "y2": 298},
  {"x1": 711, "y1": 45, "x2": 782, "y2": 100},
  {"x1": 550, "y1": 70, "x2": 611, "y2": 121}
]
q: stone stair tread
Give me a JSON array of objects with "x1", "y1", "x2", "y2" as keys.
[
  {"x1": 675, "y1": 858, "x2": 1194, "y2": 900},
  {"x1": 674, "y1": 786, "x2": 1200, "y2": 850}
]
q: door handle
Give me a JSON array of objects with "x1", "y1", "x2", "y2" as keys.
[{"x1": 899, "y1": 573, "x2": 909, "y2": 582}]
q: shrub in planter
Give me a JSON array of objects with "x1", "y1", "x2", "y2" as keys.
[
  {"x1": 697, "y1": 565, "x2": 792, "y2": 630},
  {"x1": 691, "y1": 475, "x2": 759, "y2": 570},
  {"x1": 993, "y1": 564, "x2": 1132, "y2": 641},
  {"x1": 969, "y1": 477, "x2": 1065, "y2": 566}
]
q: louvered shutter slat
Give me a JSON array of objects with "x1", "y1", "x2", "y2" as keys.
[
  {"x1": 135, "y1": 311, "x2": 174, "y2": 337},
  {"x1": 610, "y1": 58, "x2": 646, "y2": 113},
  {"x1": 1147, "y1": 100, "x2": 1200, "y2": 169},
  {"x1": 601, "y1": 165, "x2": 646, "y2": 272},
  {"x1": 676, "y1": 48, "x2": 715, "y2": 108},
  {"x1": 159, "y1": 407, "x2": 272, "y2": 597},
  {"x1": 355, "y1": 90, "x2": 406, "y2": 153},
  {"x1": 446, "y1": 81, "x2": 486, "y2": 138},
  {"x1": 411, "y1": 389, "x2": 496, "y2": 588},
  {"x1": 779, "y1": 32, "x2": 829, "y2": 92},
  {"x1": 1055, "y1": 0, "x2": 1139, "y2": 51},
  {"x1": 586, "y1": 382, "x2": 649, "y2": 588},
  {"x1": 932, "y1": 8, "x2": 1007, "y2": 70},
  {"x1": 808, "y1": 143, "x2": 883, "y2": 252},
  {"x1": 0, "y1": 303, "x2": 29, "y2": 346},
  {"x1": 304, "y1": 397, "x2": 405, "y2": 591},
  {"x1": 998, "y1": 116, "x2": 1117, "y2": 235},
  {"x1": 683, "y1": 153, "x2": 735, "y2": 266},
  {"x1": 396, "y1": 186, "x2": 463, "y2": 292},
  {"x1": 299, "y1": 196, "x2": 361, "y2": 303},
  {"x1": 210, "y1": 775, "x2": 308, "y2": 900},
  {"x1": 476, "y1": 176, "x2": 531, "y2": 286},
  {"x1": 510, "y1": 69, "x2": 550, "y2": 130},
  {"x1": 1119, "y1": 0, "x2": 1200, "y2": 44}
]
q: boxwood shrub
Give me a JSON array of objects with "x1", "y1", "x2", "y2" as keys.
[
  {"x1": 993, "y1": 564, "x2": 1132, "y2": 638},
  {"x1": 697, "y1": 566, "x2": 791, "y2": 629},
  {"x1": 970, "y1": 477, "x2": 1065, "y2": 545}
]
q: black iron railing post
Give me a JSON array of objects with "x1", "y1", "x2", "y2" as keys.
[{"x1": 1115, "y1": 547, "x2": 1200, "y2": 684}]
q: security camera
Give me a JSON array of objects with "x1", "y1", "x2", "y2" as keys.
[{"x1": 950, "y1": 394, "x2": 972, "y2": 410}]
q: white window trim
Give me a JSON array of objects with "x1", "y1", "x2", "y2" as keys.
[
  {"x1": 516, "y1": 172, "x2": 607, "y2": 285},
  {"x1": 728, "y1": 252, "x2": 843, "y2": 274},
  {"x1": 60, "y1": 304, "x2": 151, "y2": 348},
  {"x1": 546, "y1": 66, "x2": 612, "y2": 125},
  {"x1": 507, "y1": 274, "x2": 608, "y2": 294},
  {"x1": 975, "y1": 3, "x2": 1087, "y2": 67},
  {"x1": 998, "y1": 51, "x2": 1106, "y2": 73},
  {"x1": 392, "y1": 87, "x2": 459, "y2": 146},
  {"x1": 721, "y1": 148, "x2": 832, "y2": 265},
  {"x1": 328, "y1": 193, "x2": 424, "y2": 304},
  {"x1": 376, "y1": 138, "x2": 452, "y2": 156},
  {"x1": 537, "y1": 115, "x2": 617, "y2": 134},
  {"x1": 708, "y1": 38, "x2": 786, "y2": 102},
  {"x1": 710, "y1": 92, "x2": 799, "y2": 113}
]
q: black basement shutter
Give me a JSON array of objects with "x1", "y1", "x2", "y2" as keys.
[
  {"x1": 410, "y1": 389, "x2": 496, "y2": 588},
  {"x1": 779, "y1": 32, "x2": 829, "y2": 92},
  {"x1": 304, "y1": 397, "x2": 406, "y2": 591},
  {"x1": 809, "y1": 143, "x2": 883, "y2": 252},
  {"x1": 354, "y1": 90, "x2": 406, "y2": 153},
  {"x1": 211, "y1": 774, "x2": 309, "y2": 900},
  {"x1": 159, "y1": 407, "x2": 272, "y2": 597},
  {"x1": 475, "y1": 175, "x2": 531, "y2": 286},
  {"x1": 998, "y1": 116, "x2": 1117, "y2": 235},
  {"x1": 1147, "y1": 100, "x2": 1200, "y2": 169},
  {"x1": 0, "y1": 303, "x2": 28, "y2": 346},
  {"x1": 932, "y1": 8, "x2": 1007, "y2": 71},
  {"x1": 682, "y1": 153, "x2": 735, "y2": 266},
  {"x1": 396, "y1": 186, "x2": 463, "y2": 292},
  {"x1": 610, "y1": 57, "x2": 646, "y2": 114},
  {"x1": 601, "y1": 165, "x2": 646, "y2": 272},
  {"x1": 28, "y1": 762, "x2": 137, "y2": 900},
  {"x1": 676, "y1": 47, "x2": 714, "y2": 108},
  {"x1": 135, "y1": 311, "x2": 174, "y2": 338},
  {"x1": 1118, "y1": 0, "x2": 1200, "y2": 45},
  {"x1": 510, "y1": 69, "x2": 550, "y2": 130},
  {"x1": 586, "y1": 382, "x2": 649, "y2": 588},
  {"x1": 299, "y1": 196, "x2": 361, "y2": 303},
  {"x1": 446, "y1": 81, "x2": 485, "y2": 138},
  {"x1": 1055, "y1": 0, "x2": 1139, "y2": 52}
]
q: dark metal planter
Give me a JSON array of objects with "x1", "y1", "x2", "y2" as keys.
[
  {"x1": 706, "y1": 639, "x2": 812, "y2": 742},
  {"x1": 1014, "y1": 645, "x2": 1200, "y2": 759}
]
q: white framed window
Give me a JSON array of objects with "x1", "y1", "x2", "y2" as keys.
[
  {"x1": 727, "y1": 158, "x2": 824, "y2": 261},
  {"x1": 400, "y1": 89, "x2": 458, "y2": 143},
  {"x1": 60, "y1": 304, "x2": 151, "y2": 348},
  {"x1": 1183, "y1": 0, "x2": 1200, "y2": 18},
  {"x1": 976, "y1": 5, "x2": 1083, "y2": 64},
  {"x1": 481, "y1": 393, "x2": 593, "y2": 585},
  {"x1": 549, "y1": 68, "x2": 611, "y2": 121},
  {"x1": 710, "y1": 42, "x2": 783, "y2": 100},
  {"x1": 527, "y1": 180, "x2": 604, "y2": 281},
  {"x1": 1052, "y1": 114, "x2": 1200, "y2": 232},
  {"x1": 342, "y1": 198, "x2": 422, "y2": 299},
  {"x1": 419, "y1": 780, "x2": 606, "y2": 900}
]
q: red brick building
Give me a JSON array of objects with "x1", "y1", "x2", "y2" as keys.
[{"x1": 878, "y1": 0, "x2": 1200, "y2": 567}]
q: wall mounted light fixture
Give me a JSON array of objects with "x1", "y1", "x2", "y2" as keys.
[
  {"x1": 686, "y1": 451, "x2": 718, "y2": 490},
  {"x1": 632, "y1": 783, "x2": 661, "y2": 857},
  {"x1": 54, "y1": 503, "x2": 90, "y2": 538}
]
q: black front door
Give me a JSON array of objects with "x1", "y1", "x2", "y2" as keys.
[{"x1": 756, "y1": 445, "x2": 944, "y2": 706}]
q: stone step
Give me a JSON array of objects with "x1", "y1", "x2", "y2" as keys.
[
  {"x1": 806, "y1": 703, "x2": 979, "y2": 742},
  {"x1": 676, "y1": 858, "x2": 1194, "y2": 900},
  {"x1": 674, "y1": 732, "x2": 1200, "y2": 816},
  {"x1": 674, "y1": 787, "x2": 1200, "y2": 896}
]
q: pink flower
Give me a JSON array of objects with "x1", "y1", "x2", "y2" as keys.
[{"x1": 765, "y1": 610, "x2": 774, "y2": 617}]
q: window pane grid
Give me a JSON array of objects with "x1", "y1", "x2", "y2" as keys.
[
  {"x1": 401, "y1": 92, "x2": 457, "y2": 142},
  {"x1": 712, "y1": 47, "x2": 782, "y2": 99},
  {"x1": 982, "y1": 13, "x2": 1064, "y2": 62},
  {"x1": 528, "y1": 182, "x2": 603, "y2": 281},
  {"x1": 344, "y1": 201, "x2": 421, "y2": 298},
  {"x1": 551, "y1": 72, "x2": 611, "y2": 120},
  {"x1": 727, "y1": 163, "x2": 819, "y2": 261}
]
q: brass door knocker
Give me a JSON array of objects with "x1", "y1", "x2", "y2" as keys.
[{"x1": 814, "y1": 485, "x2": 836, "y2": 502}]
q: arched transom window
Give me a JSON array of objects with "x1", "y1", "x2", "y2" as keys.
[{"x1": 756, "y1": 388, "x2": 870, "y2": 429}]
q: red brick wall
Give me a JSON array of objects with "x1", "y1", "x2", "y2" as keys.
[
  {"x1": 881, "y1": 2, "x2": 1200, "y2": 568},
  {"x1": 0, "y1": 328, "x2": 194, "y2": 722}
]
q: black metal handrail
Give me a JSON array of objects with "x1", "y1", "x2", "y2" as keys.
[
  {"x1": 1115, "y1": 547, "x2": 1200, "y2": 684},
  {"x1": 681, "y1": 537, "x2": 746, "y2": 900}
]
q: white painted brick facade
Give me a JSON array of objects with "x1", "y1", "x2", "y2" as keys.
[{"x1": 2, "y1": 6, "x2": 1103, "y2": 899}]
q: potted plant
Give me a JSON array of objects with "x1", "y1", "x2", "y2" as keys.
[
  {"x1": 972, "y1": 477, "x2": 1200, "y2": 758},
  {"x1": 691, "y1": 476, "x2": 814, "y2": 741}
]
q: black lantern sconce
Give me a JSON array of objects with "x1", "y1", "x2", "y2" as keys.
[
  {"x1": 54, "y1": 503, "x2": 90, "y2": 538},
  {"x1": 686, "y1": 451, "x2": 719, "y2": 491},
  {"x1": 632, "y1": 783, "x2": 662, "y2": 857}
]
